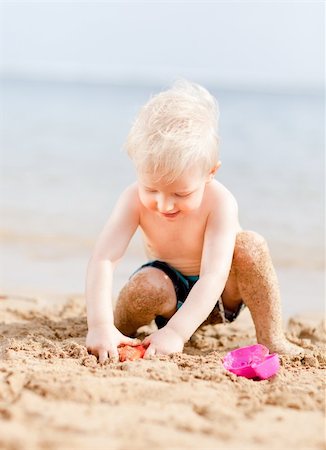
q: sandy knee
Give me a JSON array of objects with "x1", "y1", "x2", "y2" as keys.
[
  {"x1": 118, "y1": 267, "x2": 177, "y2": 317},
  {"x1": 236, "y1": 230, "x2": 267, "y2": 247},
  {"x1": 234, "y1": 230, "x2": 269, "y2": 268}
]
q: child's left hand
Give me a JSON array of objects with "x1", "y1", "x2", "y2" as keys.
[{"x1": 142, "y1": 326, "x2": 184, "y2": 357}]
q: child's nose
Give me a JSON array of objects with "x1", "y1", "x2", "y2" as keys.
[{"x1": 156, "y1": 195, "x2": 174, "y2": 212}]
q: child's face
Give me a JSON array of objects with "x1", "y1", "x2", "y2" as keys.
[{"x1": 137, "y1": 166, "x2": 213, "y2": 220}]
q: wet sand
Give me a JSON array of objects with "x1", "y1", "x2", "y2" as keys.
[{"x1": 0, "y1": 295, "x2": 325, "y2": 450}]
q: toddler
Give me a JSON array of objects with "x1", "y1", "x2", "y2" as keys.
[{"x1": 86, "y1": 80, "x2": 301, "y2": 363}]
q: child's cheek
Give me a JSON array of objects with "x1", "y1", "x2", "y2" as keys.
[
  {"x1": 182, "y1": 193, "x2": 203, "y2": 211},
  {"x1": 182, "y1": 198, "x2": 200, "y2": 211}
]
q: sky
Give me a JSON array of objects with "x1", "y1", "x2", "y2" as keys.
[{"x1": 0, "y1": 1, "x2": 324, "y2": 89}]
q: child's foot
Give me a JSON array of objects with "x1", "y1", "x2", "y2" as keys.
[{"x1": 263, "y1": 339, "x2": 304, "y2": 356}]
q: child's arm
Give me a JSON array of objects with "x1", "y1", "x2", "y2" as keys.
[
  {"x1": 86, "y1": 184, "x2": 139, "y2": 362},
  {"x1": 144, "y1": 193, "x2": 239, "y2": 356}
]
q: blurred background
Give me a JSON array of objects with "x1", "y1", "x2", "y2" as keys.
[{"x1": 0, "y1": 1, "x2": 324, "y2": 317}]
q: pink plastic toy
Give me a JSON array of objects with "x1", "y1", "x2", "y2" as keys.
[{"x1": 223, "y1": 344, "x2": 280, "y2": 380}]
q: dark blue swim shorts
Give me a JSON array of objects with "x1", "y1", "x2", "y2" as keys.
[{"x1": 133, "y1": 260, "x2": 245, "y2": 329}]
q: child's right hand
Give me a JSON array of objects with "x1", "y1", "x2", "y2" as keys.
[{"x1": 86, "y1": 324, "x2": 140, "y2": 364}]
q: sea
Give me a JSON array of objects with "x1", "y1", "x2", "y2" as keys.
[{"x1": 0, "y1": 78, "x2": 324, "y2": 318}]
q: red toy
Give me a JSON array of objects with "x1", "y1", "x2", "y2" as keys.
[{"x1": 118, "y1": 344, "x2": 148, "y2": 362}]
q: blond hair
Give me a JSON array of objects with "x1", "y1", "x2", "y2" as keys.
[{"x1": 125, "y1": 79, "x2": 219, "y2": 183}]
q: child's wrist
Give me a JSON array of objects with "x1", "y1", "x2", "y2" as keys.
[
  {"x1": 87, "y1": 320, "x2": 114, "y2": 331},
  {"x1": 165, "y1": 323, "x2": 188, "y2": 344}
]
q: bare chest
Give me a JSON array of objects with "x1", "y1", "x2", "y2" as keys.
[{"x1": 139, "y1": 212, "x2": 207, "y2": 264}]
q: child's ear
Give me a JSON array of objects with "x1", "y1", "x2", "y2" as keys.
[{"x1": 207, "y1": 161, "x2": 221, "y2": 181}]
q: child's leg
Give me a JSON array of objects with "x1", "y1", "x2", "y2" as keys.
[
  {"x1": 222, "y1": 230, "x2": 302, "y2": 354},
  {"x1": 114, "y1": 268, "x2": 177, "y2": 336}
]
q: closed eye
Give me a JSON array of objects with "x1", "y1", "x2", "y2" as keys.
[{"x1": 175, "y1": 192, "x2": 192, "y2": 198}]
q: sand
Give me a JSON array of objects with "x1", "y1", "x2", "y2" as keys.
[{"x1": 0, "y1": 295, "x2": 325, "y2": 450}]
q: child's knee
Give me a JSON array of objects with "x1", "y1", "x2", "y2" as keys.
[
  {"x1": 234, "y1": 230, "x2": 269, "y2": 268},
  {"x1": 117, "y1": 268, "x2": 177, "y2": 316}
]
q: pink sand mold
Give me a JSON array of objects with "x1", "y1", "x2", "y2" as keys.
[{"x1": 223, "y1": 344, "x2": 280, "y2": 380}]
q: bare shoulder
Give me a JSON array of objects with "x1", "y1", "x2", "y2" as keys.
[
  {"x1": 108, "y1": 182, "x2": 141, "y2": 225},
  {"x1": 205, "y1": 179, "x2": 238, "y2": 213},
  {"x1": 117, "y1": 182, "x2": 140, "y2": 210},
  {"x1": 120, "y1": 181, "x2": 139, "y2": 199},
  {"x1": 203, "y1": 181, "x2": 241, "y2": 244}
]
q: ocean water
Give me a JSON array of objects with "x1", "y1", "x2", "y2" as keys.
[{"x1": 0, "y1": 79, "x2": 324, "y2": 316}]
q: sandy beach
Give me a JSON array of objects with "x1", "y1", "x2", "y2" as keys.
[
  {"x1": 0, "y1": 294, "x2": 324, "y2": 450},
  {"x1": 1, "y1": 3, "x2": 324, "y2": 449}
]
